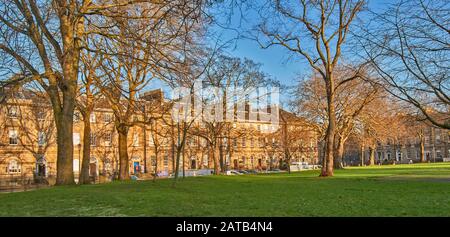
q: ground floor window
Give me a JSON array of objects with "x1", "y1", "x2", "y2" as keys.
[
  {"x1": 151, "y1": 156, "x2": 156, "y2": 167},
  {"x1": 163, "y1": 155, "x2": 169, "y2": 167},
  {"x1": 7, "y1": 159, "x2": 21, "y2": 174}
]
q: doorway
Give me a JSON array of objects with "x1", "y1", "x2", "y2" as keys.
[
  {"x1": 191, "y1": 159, "x2": 196, "y2": 169},
  {"x1": 36, "y1": 157, "x2": 46, "y2": 177},
  {"x1": 133, "y1": 161, "x2": 140, "y2": 174},
  {"x1": 89, "y1": 163, "x2": 97, "y2": 177},
  {"x1": 89, "y1": 157, "x2": 98, "y2": 177}
]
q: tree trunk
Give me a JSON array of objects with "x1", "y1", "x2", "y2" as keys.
[
  {"x1": 153, "y1": 148, "x2": 158, "y2": 182},
  {"x1": 333, "y1": 136, "x2": 345, "y2": 169},
  {"x1": 79, "y1": 117, "x2": 91, "y2": 184},
  {"x1": 369, "y1": 146, "x2": 376, "y2": 166},
  {"x1": 174, "y1": 147, "x2": 182, "y2": 183},
  {"x1": 219, "y1": 141, "x2": 225, "y2": 173},
  {"x1": 286, "y1": 153, "x2": 291, "y2": 174},
  {"x1": 213, "y1": 142, "x2": 221, "y2": 175},
  {"x1": 54, "y1": 111, "x2": 76, "y2": 185},
  {"x1": 360, "y1": 143, "x2": 365, "y2": 166},
  {"x1": 419, "y1": 133, "x2": 425, "y2": 163},
  {"x1": 117, "y1": 124, "x2": 130, "y2": 180},
  {"x1": 182, "y1": 146, "x2": 186, "y2": 179},
  {"x1": 321, "y1": 79, "x2": 336, "y2": 177},
  {"x1": 53, "y1": 10, "x2": 83, "y2": 185}
]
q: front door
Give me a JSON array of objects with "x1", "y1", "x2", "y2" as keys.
[
  {"x1": 37, "y1": 164, "x2": 46, "y2": 177},
  {"x1": 134, "y1": 162, "x2": 140, "y2": 174},
  {"x1": 89, "y1": 163, "x2": 97, "y2": 177},
  {"x1": 233, "y1": 159, "x2": 238, "y2": 170},
  {"x1": 191, "y1": 159, "x2": 196, "y2": 169}
]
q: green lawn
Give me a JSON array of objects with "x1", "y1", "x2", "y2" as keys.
[{"x1": 1, "y1": 163, "x2": 450, "y2": 216}]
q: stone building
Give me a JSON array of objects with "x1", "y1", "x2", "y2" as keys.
[
  {"x1": 342, "y1": 126, "x2": 450, "y2": 166},
  {"x1": 0, "y1": 88, "x2": 318, "y2": 184}
]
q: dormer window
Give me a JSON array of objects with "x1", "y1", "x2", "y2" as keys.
[
  {"x1": 8, "y1": 106, "x2": 19, "y2": 118},
  {"x1": 103, "y1": 113, "x2": 112, "y2": 123}
]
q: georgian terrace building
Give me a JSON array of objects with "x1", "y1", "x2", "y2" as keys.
[
  {"x1": 342, "y1": 126, "x2": 450, "y2": 166},
  {"x1": 0, "y1": 88, "x2": 318, "y2": 184}
]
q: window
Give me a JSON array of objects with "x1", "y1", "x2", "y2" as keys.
[
  {"x1": 8, "y1": 106, "x2": 19, "y2": 118},
  {"x1": 90, "y1": 113, "x2": 96, "y2": 123},
  {"x1": 149, "y1": 135, "x2": 154, "y2": 145},
  {"x1": 90, "y1": 133, "x2": 97, "y2": 146},
  {"x1": 242, "y1": 137, "x2": 246, "y2": 147},
  {"x1": 250, "y1": 138, "x2": 254, "y2": 147},
  {"x1": 436, "y1": 133, "x2": 441, "y2": 143},
  {"x1": 104, "y1": 133, "x2": 112, "y2": 146},
  {"x1": 132, "y1": 133, "x2": 139, "y2": 147},
  {"x1": 259, "y1": 138, "x2": 264, "y2": 147},
  {"x1": 103, "y1": 113, "x2": 112, "y2": 123},
  {"x1": 7, "y1": 160, "x2": 21, "y2": 174},
  {"x1": 203, "y1": 155, "x2": 209, "y2": 167},
  {"x1": 73, "y1": 133, "x2": 80, "y2": 145},
  {"x1": 201, "y1": 138, "x2": 207, "y2": 146},
  {"x1": 38, "y1": 132, "x2": 46, "y2": 146},
  {"x1": 151, "y1": 156, "x2": 156, "y2": 166},
  {"x1": 163, "y1": 155, "x2": 169, "y2": 167},
  {"x1": 37, "y1": 110, "x2": 45, "y2": 120},
  {"x1": 9, "y1": 130, "x2": 18, "y2": 145},
  {"x1": 425, "y1": 136, "x2": 430, "y2": 144}
]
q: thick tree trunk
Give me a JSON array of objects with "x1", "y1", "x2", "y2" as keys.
[
  {"x1": 286, "y1": 153, "x2": 291, "y2": 174},
  {"x1": 53, "y1": 9, "x2": 83, "y2": 186},
  {"x1": 333, "y1": 136, "x2": 345, "y2": 169},
  {"x1": 213, "y1": 142, "x2": 221, "y2": 175},
  {"x1": 219, "y1": 141, "x2": 225, "y2": 173},
  {"x1": 321, "y1": 79, "x2": 336, "y2": 177},
  {"x1": 360, "y1": 144, "x2": 365, "y2": 166},
  {"x1": 117, "y1": 124, "x2": 130, "y2": 180},
  {"x1": 79, "y1": 118, "x2": 91, "y2": 184},
  {"x1": 369, "y1": 146, "x2": 376, "y2": 166},
  {"x1": 419, "y1": 134, "x2": 425, "y2": 163},
  {"x1": 54, "y1": 111, "x2": 76, "y2": 185}
]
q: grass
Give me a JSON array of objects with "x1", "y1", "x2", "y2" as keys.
[{"x1": 1, "y1": 163, "x2": 450, "y2": 216}]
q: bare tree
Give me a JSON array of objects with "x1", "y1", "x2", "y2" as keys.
[
  {"x1": 254, "y1": 0, "x2": 365, "y2": 176},
  {"x1": 357, "y1": 0, "x2": 449, "y2": 129},
  {"x1": 76, "y1": 50, "x2": 102, "y2": 184},
  {"x1": 0, "y1": 0, "x2": 162, "y2": 185},
  {"x1": 293, "y1": 65, "x2": 379, "y2": 169}
]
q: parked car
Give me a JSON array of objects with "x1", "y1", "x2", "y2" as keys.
[
  {"x1": 228, "y1": 170, "x2": 242, "y2": 175},
  {"x1": 245, "y1": 170, "x2": 259, "y2": 174}
]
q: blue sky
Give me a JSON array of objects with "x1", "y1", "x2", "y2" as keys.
[
  {"x1": 213, "y1": 0, "x2": 390, "y2": 86},
  {"x1": 148, "y1": 0, "x2": 391, "y2": 104}
]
